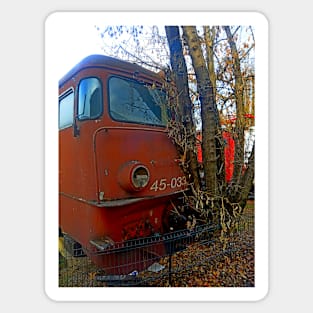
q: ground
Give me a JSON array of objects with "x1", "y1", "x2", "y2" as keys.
[{"x1": 59, "y1": 201, "x2": 254, "y2": 287}]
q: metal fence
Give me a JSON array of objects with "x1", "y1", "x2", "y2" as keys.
[{"x1": 59, "y1": 212, "x2": 254, "y2": 287}]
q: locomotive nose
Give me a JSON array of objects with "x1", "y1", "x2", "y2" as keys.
[{"x1": 118, "y1": 161, "x2": 150, "y2": 192}]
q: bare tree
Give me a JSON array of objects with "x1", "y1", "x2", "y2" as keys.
[
  {"x1": 97, "y1": 24, "x2": 255, "y2": 233},
  {"x1": 165, "y1": 25, "x2": 255, "y2": 232},
  {"x1": 165, "y1": 26, "x2": 201, "y2": 191}
]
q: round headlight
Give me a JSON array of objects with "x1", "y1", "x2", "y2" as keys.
[
  {"x1": 131, "y1": 165, "x2": 150, "y2": 189},
  {"x1": 118, "y1": 161, "x2": 150, "y2": 192}
]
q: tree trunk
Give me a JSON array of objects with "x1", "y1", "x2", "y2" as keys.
[
  {"x1": 203, "y1": 26, "x2": 226, "y2": 189},
  {"x1": 165, "y1": 26, "x2": 201, "y2": 190},
  {"x1": 203, "y1": 26, "x2": 217, "y2": 99},
  {"x1": 182, "y1": 26, "x2": 219, "y2": 196},
  {"x1": 239, "y1": 145, "x2": 255, "y2": 208},
  {"x1": 223, "y1": 26, "x2": 246, "y2": 201}
]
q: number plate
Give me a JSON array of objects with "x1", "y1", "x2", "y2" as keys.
[{"x1": 149, "y1": 176, "x2": 187, "y2": 192}]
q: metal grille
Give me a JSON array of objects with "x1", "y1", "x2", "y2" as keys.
[{"x1": 59, "y1": 213, "x2": 254, "y2": 287}]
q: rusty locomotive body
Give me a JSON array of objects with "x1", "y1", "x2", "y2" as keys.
[{"x1": 59, "y1": 55, "x2": 189, "y2": 274}]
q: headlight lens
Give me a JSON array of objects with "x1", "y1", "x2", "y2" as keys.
[
  {"x1": 118, "y1": 162, "x2": 150, "y2": 192},
  {"x1": 131, "y1": 165, "x2": 150, "y2": 189}
]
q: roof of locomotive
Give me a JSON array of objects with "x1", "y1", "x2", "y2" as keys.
[{"x1": 59, "y1": 54, "x2": 162, "y2": 88}]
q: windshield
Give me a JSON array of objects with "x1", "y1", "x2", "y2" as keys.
[{"x1": 108, "y1": 76, "x2": 168, "y2": 127}]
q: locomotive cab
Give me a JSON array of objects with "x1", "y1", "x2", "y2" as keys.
[{"x1": 59, "y1": 55, "x2": 188, "y2": 274}]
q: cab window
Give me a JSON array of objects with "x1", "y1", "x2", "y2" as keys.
[
  {"x1": 108, "y1": 76, "x2": 168, "y2": 127},
  {"x1": 78, "y1": 77, "x2": 102, "y2": 120},
  {"x1": 59, "y1": 90, "x2": 74, "y2": 129}
]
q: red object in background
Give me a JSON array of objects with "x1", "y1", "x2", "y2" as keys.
[
  {"x1": 196, "y1": 132, "x2": 234, "y2": 182},
  {"x1": 196, "y1": 134, "x2": 203, "y2": 163},
  {"x1": 196, "y1": 114, "x2": 254, "y2": 183},
  {"x1": 223, "y1": 132, "x2": 235, "y2": 182}
]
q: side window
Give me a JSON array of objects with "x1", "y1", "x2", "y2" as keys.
[
  {"x1": 78, "y1": 77, "x2": 102, "y2": 120},
  {"x1": 59, "y1": 90, "x2": 74, "y2": 129}
]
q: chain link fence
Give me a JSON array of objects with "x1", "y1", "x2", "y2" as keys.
[{"x1": 59, "y1": 206, "x2": 254, "y2": 287}]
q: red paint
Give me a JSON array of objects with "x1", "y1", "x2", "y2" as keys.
[
  {"x1": 59, "y1": 55, "x2": 187, "y2": 274},
  {"x1": 196, "y1": 132, "x2": 234, "y2": 182},
  {"x1": 196, "y1": 113, "x2": 254, "y2": 183},
  {"x1": 223, "y1": 131, "x2": 235, "y2": 182}
]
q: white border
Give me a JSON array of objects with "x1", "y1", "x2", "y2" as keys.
[{"x1": 45, "y1": 11, "x2": 268, "y2": 302}]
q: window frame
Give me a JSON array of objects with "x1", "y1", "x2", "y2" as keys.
[
  {"x1": 77, "y1": 76, "x2": 103, "y2": 121},
  {"x1": 59, "y1": 88, "x2": 74, "y2": 130},
  {"x1": 107, "y1": 75, "x2": 168, "y2": 127}
]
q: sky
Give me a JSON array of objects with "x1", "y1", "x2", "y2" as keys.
[
  {"x1": 46, "y1": 11, "x2": 262, "y2": 81},
  {"x1": 49, "y1": 15, "x2": 104, "y2": 79}
]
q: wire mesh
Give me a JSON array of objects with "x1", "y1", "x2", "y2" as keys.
[{"x1": 59, "y1": 211, "x2": 254, "y2": 287}]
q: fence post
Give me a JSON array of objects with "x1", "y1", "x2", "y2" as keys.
[{"x1": 168, "y1": 252, "x2": 172, "y2": 286}]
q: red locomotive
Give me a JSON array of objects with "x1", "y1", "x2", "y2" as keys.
[{"x1": 59, "y1": 55, "x2": 188, "y2": 274}]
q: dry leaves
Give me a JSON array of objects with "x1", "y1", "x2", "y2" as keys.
[
  {"x1": 139, "y1": 231, "x2": 254, "y2": 287},
  {"x1": 59, "y1": 206, "x2": 254, "y2": 288}
]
